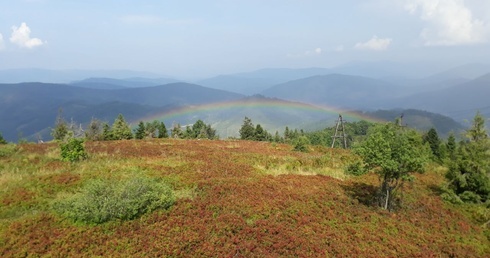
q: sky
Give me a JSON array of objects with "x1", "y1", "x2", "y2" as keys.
[{"x1": 0, "y1": 0, "x2": 489, "y2": 79}]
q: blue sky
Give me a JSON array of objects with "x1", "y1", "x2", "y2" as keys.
[{"x1": 0, "y1": 0, "x2": 489, "y2": 78}]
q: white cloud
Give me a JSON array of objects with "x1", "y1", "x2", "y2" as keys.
[
  {"x1": 354, "y1": 36, "x2": 392, "y2": 51},
  {"x1": 403, "y1": 0, "x2": 488, "y2": 46},
  {"x1": 10, "y1": 22, "x2": 44, "y2": 49},
  {"x1": 0, "y1": 34, "x2": 5, "y2": 51}
]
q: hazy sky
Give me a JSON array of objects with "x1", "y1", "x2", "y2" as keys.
[{"x1": 1, "y1": 0, "x2": 489, "y2": 78}]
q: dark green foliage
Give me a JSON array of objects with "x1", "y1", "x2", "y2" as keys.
[
  {"x1": 293, "y1": 136, "x2": 310, "y2": 152},
  {"x1": 135, "y1": 121, "x2": 146, "y2": 139},
  {"x1": 111, "y1": 114, "x2": 133, "y2": 140},
  {"x1": 423, "y1": 128, "x2": 442, "y2": 162},
  {"x1": 85, "y1": 118, "x2": 104, "y2": 141},
  {"x1": 51, "y1": 108, "x2": 69, "y2": 141},
  {"x1": 158, "y1": 122, "x2": 168, "y2": 138},
  {"x1": 254, "y1": 124, "x2": 267, "y2": 141},
  {"x1": 0, "y1": 132, "x2": 7, "y2": 144},
  {"x1": 353, "y1": 123, "x2": 430, "y2": 210},
  {"x1": 53, "y1": 177, "x2": 175, "y2": 224},
  {"x1": 446, "y1": 133, "x2": 457, "y2": 160},
  {"x1": 239, "y1": 117, "x2": 255, "y2": 140},
  {"x1": 345, "y1": 160, "x2": 367, "y2": 176},
  {"x1": 446, "y1": 112, "x2": 490, "y2": 204},
  {"x1": 60, "y1": 138, "x2": 88, "y2": 162},
  {"x1": 102, "y1": 123, "x2": 112, "y2": 140}
]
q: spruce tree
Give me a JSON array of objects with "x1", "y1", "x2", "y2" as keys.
[
  {"x1": 446, "y1": 112, "x2": 490, "y2": 203},
  {"x1": 135, "y1": 121, "x2": 146, "y2": 139},
  {"x1": 424, "y1": 128, "x2": 442, "y2": 161},
  {"x1": 158, "y1": 122, "x2": 168, "y2": 138},
  {"x1": 51, "y1": 108, "x2": 69, "y2": 141},
  {"x1": 111, "y1": 114, "x2": 133, "y2": 140},
  {"x1": 239, "y1": 117, "x2": 255, "y2": 140}
]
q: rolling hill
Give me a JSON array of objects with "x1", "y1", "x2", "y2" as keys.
[
  {"x1": 394, "y1": 72, "x2": 490, "y2": 122},
  {"x1": 261, "y1": 74, "x2": 403, "y2": 109},
  {"x1": 0, "y1": 82, "x2": 244, "y2": 141}
]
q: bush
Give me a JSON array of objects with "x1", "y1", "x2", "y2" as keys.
[
  {"x1": 53, "y1": 177, "x2": 175, "y2": 224},
  {"x1": 0, "y1": 144, "x2": 17, "y2": 158},
  {"x1": 60, "y1": 138, "x2": 88, "y2": 162},
  {"x1": 345, "y1": 160, "x2": 367, "y2": 176},
  {"x1": 293, "y1": 136, "x2": 310, "y2": 152}
]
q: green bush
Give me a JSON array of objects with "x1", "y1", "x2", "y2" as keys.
[
  {"x1": 60, "y1": 138, "x2": 88, "y2": 162},
  {"x1": 293, "y1": 136, "x2": 310, "y2": 152},
  {"x1": 0, "y1": 144, "x2": 17, "y2": 158},
  {"x1": 345, "y1": 160, "x2": 367, "y2": 176},
  {"x1": 53, "y1": 177, "x2": 175, "y2": 224}
]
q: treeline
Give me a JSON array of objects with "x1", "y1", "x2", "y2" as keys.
[{"x1": 50, "y1": 110, "x2": 217, "y2": 142}]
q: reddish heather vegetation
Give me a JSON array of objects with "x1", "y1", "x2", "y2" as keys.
[{"x1": 1, "y1": 140, "x2": 489, "y2": 257}]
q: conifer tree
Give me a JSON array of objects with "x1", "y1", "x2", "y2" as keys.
[
  {"x1": 446, "y1": 112, "x2": 490, "y2": 203},
  {"x1": 51, "y1": 108, "x2": 69, "y2": 141},
  {"x1": 158, "y1": 122, "x2": 168, "y2": 138},
  {"x1": 239, "y1": 117, "x2": 255, "y2": 140},
  {"x1": 111, "y1": 114, "x2": 133, "y2": 140},
  {"x1": 135, "y1": 121, "x2": 146, "y2": 139},
  {"x1": 424, "y1": 128, "x2": 442, "y2": 161}
]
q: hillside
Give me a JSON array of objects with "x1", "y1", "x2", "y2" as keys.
[
  {"x1": 0, "y1": 82, "x2": 243, "y2": 141},
  {"x1": 261, "y1": 74, "x2": 402, "y2": 109},
  {"x1": 0, "y1": 140, "x2": 488, "y2": 256},
  {"x1": 71, "y1": 77, "x2": 180, "y2": 89},
  {"x1": 395, "y1": 73, "x2": 490, "y2": 122}
]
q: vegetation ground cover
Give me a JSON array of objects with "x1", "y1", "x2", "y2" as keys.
[{"x1": 0, "y1": 139, "x2": 489, "y2": 257}]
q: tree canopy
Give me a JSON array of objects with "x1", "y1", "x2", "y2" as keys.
[{"x1": 353, "y1": 123, "x2": 430, "y2": 210}]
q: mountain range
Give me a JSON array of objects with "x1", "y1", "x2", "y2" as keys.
[{"x1": 1, "y1": 62, "x2": 488, "y2": 142}]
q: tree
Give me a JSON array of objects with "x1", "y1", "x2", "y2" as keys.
[
  {"x1": 423, "y1": 128, "x2": 442, "y2": 161},
  {"x1": 239, "y1": 117, "x2": 255, "y2": 140},
  {"x1": 158, "y1": 122, "x2": 168, "y2": 138},
  {"x1": 446, "y1": 132, "x2": 457, "y2": 160},
  {"x1": 134, "y1": 121, "x2": 146, "y2": 140},
  {"x1": 102, "y1": 123, "x2": 113, "y2": 140},
  {"x1": 111, "y1": 114, "x2": 133, "y2": 140},
  {"x1": 171, "y1": 123, "x2": 183, "y2": 139},
  {"x1": 0, "y1": 132, "x2": 7, "y2": 144},
  {"x1": 85, "y1": 118, "x2": 104, "y2": 141},
  {"x1": 145, "y1": 120, "x2": 159, "y2": 138},
  {"x1": 254, "y1": 124, "x2": 267, "y2": 141},
  {"x1": 353, "y1": 123, "x2": 430, "y2": 211},
  {"x1": 446, "y1": 112, "x2": 490, "y2": 203},
  {"x1": 51, "y1": 108, "x2": 69, "y2": 141}
]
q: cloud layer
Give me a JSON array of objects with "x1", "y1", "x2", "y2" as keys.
[
  {"x1": 10, "y1": 22, "x2": 44, "y2": 49},
  {"x1": 355, "y1": 36, "x2": 392, "y2": 51},
  {"x1": 404, "y1": 0, "x2": 487, "y2": 45}
]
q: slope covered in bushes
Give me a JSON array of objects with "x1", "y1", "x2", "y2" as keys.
[{"x1": 0, "y1": 140, "x2": 488, "y2": 256}]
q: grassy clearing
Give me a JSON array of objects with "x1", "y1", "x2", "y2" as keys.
[{"x1": 0, "y1": 139, "x2": 489, "y2": 257}]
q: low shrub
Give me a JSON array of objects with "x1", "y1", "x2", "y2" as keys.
[
  {"x1": 345, "y1": 160, "x2": 367, "y2": 176},
  {"x1": 293, "y1": 136, "x2": 310, "y2": 152},
  {"x1": 0, "y1": 144, "x2": 17, "y2": 158},
  {"x1": 53, "y1": 177, "x2": 175, "y2": 224},
  {"x1": 60, "y1": 138, "x2": 87, "y2": 162}
]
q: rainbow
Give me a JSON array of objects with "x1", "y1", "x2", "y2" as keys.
[{"x1": 136, "y1": 98, "x2": 386, "y2": 126}]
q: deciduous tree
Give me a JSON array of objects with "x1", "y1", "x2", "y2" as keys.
[{"x1": 354, "y1": 123, "x2": 430, "y2": 210}]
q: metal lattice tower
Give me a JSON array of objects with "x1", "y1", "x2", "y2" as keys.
[{"x1": 331, "y1": 114, "x2": 347, "y2": 148}]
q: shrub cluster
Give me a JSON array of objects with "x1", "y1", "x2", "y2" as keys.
[
  {"x1": 53, "y1": 177, "x2": 175, "y2": 224},
  {"x1": 60, "y1": 138, "x2": 88, "y2": 162}
]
